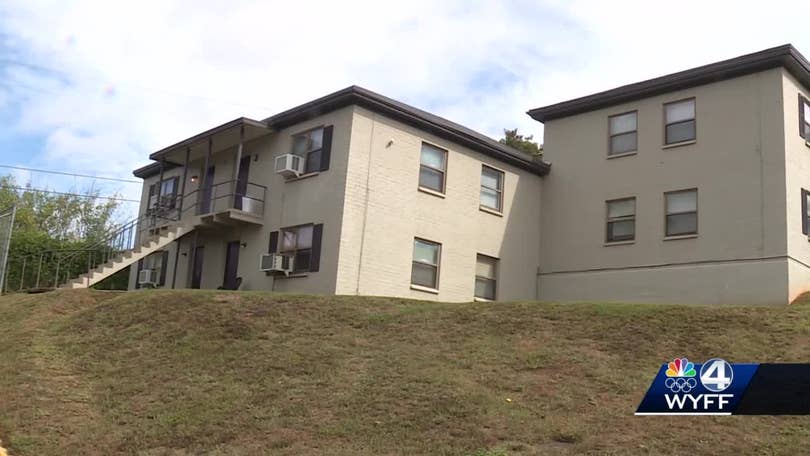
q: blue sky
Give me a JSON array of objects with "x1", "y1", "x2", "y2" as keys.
[{"x1": 0, "y1": 0, "x2": 808, "y2": 218}]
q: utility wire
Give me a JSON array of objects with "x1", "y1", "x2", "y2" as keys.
[
  {"x1": 0, "y1": 185, "x2": 139, "y2": 203},
  {"x1": 0, "y1": 165, "x2": 140, "y2": 184}
]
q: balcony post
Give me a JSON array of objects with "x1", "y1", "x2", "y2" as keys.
[
  {"x1": 155, "y1": 158, "x2": 165, "y2": 226},
  {"x1": 233, "y1": 124, "x2": 244, "y2": 208},
  {"x1": 177, "y1": 146, "x2": 190, "y2": 221},
  {"x1": 199, "y1": 137, "x2": 212, "y2": 214}
]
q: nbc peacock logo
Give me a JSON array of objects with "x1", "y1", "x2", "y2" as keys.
[{"x1": 664, "y1": 358, "x2": 697, "y2": 393}]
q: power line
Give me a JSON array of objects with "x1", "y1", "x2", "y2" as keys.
[
  {"x1": 0, "y1": 165, "x2": 140, "y2": 184},
  {"x1": 0, "y1": 185, "x2": 139, "y2": 203}
]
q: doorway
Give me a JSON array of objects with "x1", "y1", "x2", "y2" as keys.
[
  {"x1": 199, "y1": 165, "x2": 215, "y2": 214},
  {"x1": 191, "y1": 245, "x2": 204, "y2": 289},
  {"x1": 223, "y1": 241, "x2": 241, "y2": 289}
]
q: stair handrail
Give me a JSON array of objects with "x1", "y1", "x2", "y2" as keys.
[{"x1": 54, "y1": 208, "x2": 183, "y2": 288}]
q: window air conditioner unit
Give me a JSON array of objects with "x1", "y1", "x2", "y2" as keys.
[
  {"x1": 275, "y1": 154, "x2": 304, "y2": 178},
  {"x1": 138, "y1": 269, "x2": 157, "y2": 285},
  {"x1": 260, "y1": 253, "x2": 293, "y2": 275}
]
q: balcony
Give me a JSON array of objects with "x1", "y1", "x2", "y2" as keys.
[{"x1": 180, "y1": 180, "x2": 267, "y2": 227}]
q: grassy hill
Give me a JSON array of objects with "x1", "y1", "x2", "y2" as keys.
[{"x1": 1, "y1": 290, "x2": 809, "y2": 455}]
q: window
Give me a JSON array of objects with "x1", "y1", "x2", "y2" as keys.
[
  {"x1": 608, "y1": 111, "x2": 638, "y2": 155},
  {"x1": 160, "y1": 178, "x2": 176, "y2": 196},
  {"x1": 480, "y1": 165, "x2": 504, "y2": 212},
  {"x1": 419, "y1": 143, "x2": 447, "y2": 193},
  {"x1": 292, "y1": 127, "x2": 324, "y2": 173},
  {"x1": 280, "y1": 224, "x2": 314, "y2": 273},
  {"x1": 475, "y1": 254, "x2": 498, "y2": 300},
  {"x1": 411, "y1": 238, "x2": 441, "y2": 289},
  {"x1": 664, "y1": 99, "x2": 696, "y2": 145},
  {"x1": 606, "y1": 197, "x2": 636, "y2": 243},
  {"x1": 800, "y1": 95, "x2": 810, "y2": 139},
  {"x1": 148, "y1": 177, "x2": 179, "y2": 210},
  {"x1": 665, "y1": 189, "x2": 698, "y2": 237}
]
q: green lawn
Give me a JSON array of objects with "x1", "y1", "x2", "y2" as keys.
[{"x1": 1, "y1": 289, "x2": 809, "y2": 455}]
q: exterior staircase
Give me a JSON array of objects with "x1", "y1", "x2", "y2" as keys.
[{"x1": 61, "y1": 222, "x2": 195, "y2": 289}]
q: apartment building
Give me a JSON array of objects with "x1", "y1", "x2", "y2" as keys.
[
  {"x1": 116, "y1": 43, "x2": 810, "y2": 305},
  {"x1": 530, "y1": 44, "x2": 810, "y2": 305},
  {"x1": 125, "y1": 86, "x2": 548, "y2": 302}
]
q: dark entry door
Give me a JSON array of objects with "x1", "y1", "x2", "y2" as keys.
[
  {"x1": 223, "y1": 241, "x2": 240, "y2": 289},
  {"x1": 234, "y1": 155, "x2": 251, "y2": 210},
  {"x1": 199, "y1": 165, "x2": 215, "y2": 214},
  {"x1": 191, "y1": 246, "x2": 204, "y2": 289}
]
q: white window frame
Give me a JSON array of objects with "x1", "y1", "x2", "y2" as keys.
[
  {"x1": 480, "y1": 165, "x2": 504, "y2": 213},
  {"x1": 418, "y1": 142, "x2": 447, "y2": 194},
  {"x1": 474, "y1": 254, "x2": 498, "y2": 301},
  {"x1": 411, "y1": 238, "x2": 441, "y2": 290}
]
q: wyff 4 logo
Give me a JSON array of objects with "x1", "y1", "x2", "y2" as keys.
[
  {"x1": 637, "y1": 358, "x2": 759, "y2": 415},
  {"x1": 662, "y1": 358, "x2": 734, "y2": 412}
]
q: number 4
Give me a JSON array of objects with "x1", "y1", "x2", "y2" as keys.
[{"x1": 700, "y1": 359, "x2": 733, "y2": 392}]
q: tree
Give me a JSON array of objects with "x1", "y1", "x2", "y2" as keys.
[
  {"x1": 499, "y1": 128, "x2": 543, "y2": 157},
  {"x1": 0, "y1": 175, "x2": 127, "y2": 291}
]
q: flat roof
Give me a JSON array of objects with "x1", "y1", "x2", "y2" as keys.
[
  {"x1": 135, "y1": 86, "x2": 550, "y2": 178},
  {"x1": 528, "y1": 44, "x2": 810, "y2": 123}
]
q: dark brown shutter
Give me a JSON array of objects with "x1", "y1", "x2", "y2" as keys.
[
  {"x1": 801, "y1": 95, "x2": 808, "y2": 139},
  {"x1": 803, "y1": 189, "x2": 809, "y2": 235},
  {"x1": 310, "y1": 224, "x2": 323, "y2": 272},
  {"x1": 135, "y1": 258, "x2": 144, "y2": 289},
  {"x1": 319, "y1": 126, "x2": 333, "y2": 172},
  {"x1": 159, "y1": 251, "x2": 169, "y2": 286},
  {"x1": 268, "y1": 231, "x2": 279, "y2": 253}
]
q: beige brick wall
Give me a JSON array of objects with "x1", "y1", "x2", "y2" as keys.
[
  {"x1": 781, "y1": 70, "x2": 810, "y2": 302},
  {"x1": 336, "y1": 106, "x2": 543, "y2": 302}
]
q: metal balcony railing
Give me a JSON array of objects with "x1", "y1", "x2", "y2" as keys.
[{"x1": 179, "y1": 180, "x2": 266, "y2": 218}]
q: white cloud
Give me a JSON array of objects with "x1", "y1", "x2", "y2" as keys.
[{"x1": 0, "y1": 0, "x2": 808, "y2": 206}]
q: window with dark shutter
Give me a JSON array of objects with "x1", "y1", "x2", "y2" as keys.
[
  {"x1": 292, "y1": 127, "x2": 328, "y2": 174},
  {"x1": 278, "y1": 225, "x2": 314, "y2": 273},
  {"x1": 800, "y1": 95, "x2": 810, "y2": 139}
]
